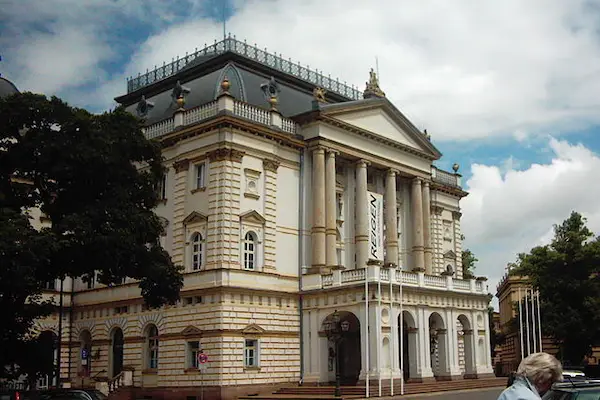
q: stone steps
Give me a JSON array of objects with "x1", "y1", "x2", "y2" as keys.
[{"x1": 236, "y1": 377, "x2": 507, "y2": 399}]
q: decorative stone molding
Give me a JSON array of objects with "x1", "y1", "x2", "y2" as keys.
[
  {"x1": 181, "y1": 325, "x2": 203, "y2": 337},
  {"x1": 443, "y1": 250, "x2": 456, "y2": 260},
  {"x1": 74, "y1": 320, "x2": 97, "y2": 338},
  {"x1": 431, "y1": 205, "x2": 444, "y2": 216},
  {"x1": 452, "y1": 211, "x2": 462, "y2": 220},
  {"x1": 463, "y1": 329, "x2": 473, "y2": 335},
  {"x1": 34, "y1": 321, "x2": 58, "y2": 335},
  {"x1": 138, "y1": 313, "x2": 165, "y2": 334},
  {"x1": 244, "y1": 168, "x2": 262, "y2": 199},
  {"x1": 105, "y1": 317, "x2": 128, "y2": 335},
  {"x1": 240, "y1": 210, "x2": 266, "y2": 225},
  {"x1": 173, "y1": 159, "x2": 190, "y2": 173},
  {"x1": 241, "y1": 324, "x2": 266, "y2": 336},
  {"x1": 183, "y1": 211, "x2": 208, "y2": 225},
  {"x1": 207, "y1": 148, "x2": 245, "y2": 162},
  {"x1": 263, "y1": 159, "x2": 280, "y2": 173}
]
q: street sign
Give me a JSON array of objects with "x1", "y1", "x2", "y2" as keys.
[{"x1": 198, "y1": 353, "x2": 208, "y2": 364}]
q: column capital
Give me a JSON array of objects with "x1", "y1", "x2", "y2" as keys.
[
  {"x1": 386, "y1": 168, "x2": 399, "y2": 177},
  {"x1": 263, "y1": 159, "x2": 280, "y2": 173},
  {"x1": 452, "y1": 211, "x2": 462, "y2": 220},
  {"x1": 412, "y1": 177, "x2": 423, "y2": 185},
  {"x1": 326, "y1": 149, "x2": 339, "y2": 157},
  {"x1": 311, "y1": 146, "x2": 326, "y2": 155},
  {"x1": 355, "y1": 159, "x2": 371, "y2": 167},
  {"x1": 423, "y1": 180, "x2": 431, "y2": 188},
  {"x1": 431, "y1": 205, "x2": 444, "y2": 216}
]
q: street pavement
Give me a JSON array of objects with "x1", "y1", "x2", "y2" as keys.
[{"x1": 363, "y1": 387, "x2": 504, "y2": 400}]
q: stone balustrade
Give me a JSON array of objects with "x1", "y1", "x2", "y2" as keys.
[
  {"x1": 303, "y1": 264, "x2": 487, "y2": 294},
  {"x1": 143, "y1": 93, "x2": 299, "y2": 140}
]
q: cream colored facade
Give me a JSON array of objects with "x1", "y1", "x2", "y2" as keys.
[{"x1": 30, "y1": 39, "x2": 494, "y2": 399}]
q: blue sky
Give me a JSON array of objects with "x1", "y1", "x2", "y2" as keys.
[{"x1": 2, "y1": 0, "x2": 600, "y2": 307}]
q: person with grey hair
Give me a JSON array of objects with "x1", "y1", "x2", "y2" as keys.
[{"x1": 498, "y1": 352, "x2": 563, "y2": 400}]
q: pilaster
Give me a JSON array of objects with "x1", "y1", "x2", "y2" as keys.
[
  {"x1": 431, "y1": 205, "x2": 444, "y2": 275},
  {"x1": 171, "y1": 160, "x2": 189, "y2": 266},
  {"x1": 206, "y1": 148, "x2": 244, "y2": 269},
  {"x1": 263, "y1": 159, "x2": 279, "y2": 270},
  {"x1": 453, "y1": 211, "x2": 463, "y2": 278}
]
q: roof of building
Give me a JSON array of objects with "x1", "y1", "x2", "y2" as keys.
[{"x1": 0, "y1": 76, "x2": 19, "y2": 99}]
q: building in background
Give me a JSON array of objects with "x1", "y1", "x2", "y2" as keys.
[{"x1": 22, "y1": 37, "x2": 494, "y2": 399}]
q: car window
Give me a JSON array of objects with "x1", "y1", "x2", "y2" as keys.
[
  {"x1": 85, "y1": 392, "x2": 106, "y2": 400},
  {"x1": 544, "y1": 390, "x2": 573, "y2": 400}
]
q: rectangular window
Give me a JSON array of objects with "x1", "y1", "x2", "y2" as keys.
[
  {"x1": 188, "y1": 341, "x2": 200, "y2": 368},
  {"x1": 195, "y1": 163, "x2": 206, "y2": 189},
  {"x1": 244, "y1": 339, "x2": 258, "y2": 367},
  {"x1": 44, "y1": 280, "x2": 56, "y2": 290},
  {"x1": 157, "y1": 174, "x2": 167, "y2": 200}
]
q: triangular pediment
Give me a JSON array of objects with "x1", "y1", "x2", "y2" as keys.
[
  {"x1": 183, "y1": 211, "x2": 208, "y2": 225},
  {"x1": 181, "y1": 325, "x2": 203, "y2": 336},
  {"x1": 240, "y1": 210, "x2": 266, "y2": 224},
  {"x1": 444, "y1": 250, "x2": 457, "y2": 259},
  {"x1": 241, "y1": 324, "x2": 266, "y2": 335},
  {"x1": 320, "y1": 99, "x2": 442, "y2": 159}
]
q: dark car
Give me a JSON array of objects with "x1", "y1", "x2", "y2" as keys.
[
  {"x1": 544, "y1": 381, "x2": 600, "y2": 400},
  {"x1": 32, "y1": 390, "x2": 107, "y2": 400}
]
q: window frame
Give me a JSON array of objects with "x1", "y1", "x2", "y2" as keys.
[
  {"x1": 195, "y1": 163, "x2": 206, "y2": 190},
  {"x1": 191, "y1": 232, "x2": 204, "y2": 271},
  {"x1": 187, "y1": 341, "x2": 201, "y2": 369},
  {"x1": 243, "y1": 232, "x2": 257, "y2": 271},
  {"x1": 244, "y1": 338, "x2": 259, "y2": 368},
  {"x1": 146, "y1": 325, "x2": 159, "y2": 370}
]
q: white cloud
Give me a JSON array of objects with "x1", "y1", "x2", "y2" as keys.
[
  {"x1": 461, "y1": 138, "x2": 600, "y2": 307},
  {"x1": 2, "y1": 0, "x2": 600, "y2": 140}
]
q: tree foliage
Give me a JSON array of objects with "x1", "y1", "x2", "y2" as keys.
[
  {"x1": 510, "y1": 211, "x2": 600, "y2": 365},
  {"x1": 0, "y1": 93, "x2": 183, "y2": 376},
  {"x1": 461, "y1": 249, "x2": 478, "y2": 279}
]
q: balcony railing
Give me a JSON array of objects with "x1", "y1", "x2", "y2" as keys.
[
  {"x1": 432, "y1": 166, "x2": 461, "y2": 187},
  {"x1": 304, "y1": 265, "x2": 487, "y2": 295},
  {"x1": 127, "y1": 36, "x2": 362, "y2": 100},
  {"x1": 142, "y1": 94, "x2": 299, "y2": 140}
]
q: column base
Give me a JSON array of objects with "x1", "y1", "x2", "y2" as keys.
[{"x1": 434, "y1": 374, "x2": 464, "y2": 381}]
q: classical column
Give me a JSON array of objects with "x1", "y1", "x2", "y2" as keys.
[
  {"x1": 355, "y1": 160, "x2": 369, "y2": 269},
  {"x1": 325, "y1": 150, "x2": 338, "y2": 269},
  {"x1": 384, "y1": 169, "x2": 398, "y2": 266},
  {"x1": 422, "y1": 181, "x2": 432, "y2": 274},
  {"x1": 411, "y1": 178, "x2": 425, "y2": 271},
  {"x1": 311, "y1": 147, "x2": 326, "y2": 272}
]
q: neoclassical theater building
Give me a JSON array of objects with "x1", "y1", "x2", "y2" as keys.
[{"x1": 32, "y1": 38, "x2": 494, "y2": 399}]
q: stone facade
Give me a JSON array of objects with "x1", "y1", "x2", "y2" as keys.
[{"x1": 31, "y1": 40, "x2": 495, "y2": 399}]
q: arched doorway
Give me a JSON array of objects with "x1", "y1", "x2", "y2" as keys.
[
  {"x1": 322, "y1": 311, "x2": 361, "y2": 385},
  {"x1": 110, "y1": 328, "x2": 124, "y2": 378},
  {"x1": 79, "y1": 330, "x2": 92, "y2": 377},
  {"x1": 457, "y1": 314, "x2": 475, "y2": 377},
  {"x1": 399, "y1": 310, "x2": 418, "y2": 381},
  {"x1": 37, "y1": 330, "x2": 58, "y2": 388},
  {"x1": 429, "y1": 312, "x2": 449, "y2": 378}
]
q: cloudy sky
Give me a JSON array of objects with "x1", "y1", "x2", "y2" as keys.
[{"x1": 2, "y1": 0, "x2": 600, "y2": 308}]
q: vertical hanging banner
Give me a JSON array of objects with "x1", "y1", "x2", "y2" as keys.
[{"x1": 368, "y1": 191, "x2": 384, "y2": 261}]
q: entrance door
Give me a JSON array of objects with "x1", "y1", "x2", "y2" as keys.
[
  {"x1": 111, "y1": 328, "x2": 124, "y2": 377},
  {"x1": 338, "y1": 333, "x2": 361, "y2": 385}
]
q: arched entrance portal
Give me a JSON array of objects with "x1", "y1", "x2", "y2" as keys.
[
  {"x1": 322, "y1": 311, "x2": 361, "y2": 385},
  {"x1": 457, "y1": 314, "x2": 475, "y2": 377},
  {"x1": 110, "y1": 328, "x2": 124, "y2": 378},
  {"x1": 79, "y1": 330, "x2": 92, "y2": 377},
  {"x1": 429, "y1": 312, "x2": 449, "y2": 378},
  {"x1": 399, "y1": 310, "x2": 418, "y2": 381}
]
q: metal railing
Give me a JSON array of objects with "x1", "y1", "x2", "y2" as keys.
[{"x1": 127, "y1": 36, "x2": 362, "y2": 100}]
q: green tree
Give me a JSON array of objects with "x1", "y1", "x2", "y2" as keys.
[
  {"x1": 462, "y1": 249, "x2": 478, "y2": 279},
  {"x1": 0, "y1": 93, "x2": 183, "y2": 378},
  {"x1": 512, "y1": 211, "x2": 600, "y2": 365}
]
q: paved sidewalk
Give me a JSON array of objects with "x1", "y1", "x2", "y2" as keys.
[{"x1": 354, "y1": 386, "x2": 503, "y2": 400}]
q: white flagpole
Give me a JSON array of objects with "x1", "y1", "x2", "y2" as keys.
[
  {"x1": 389, "y1": 268, "x2": 394, "y2": 397},
  {"x1": 536, "y1": 290, "x2": 543, "y2": 352},
  {"x1": 518, "y1": 287, "x2": 525, "y2": 360},
  {"x1": 525, "y1": 288, "x2": 531, "y2": 356},
  {"x1": 400, "y1": 268, "x2": 404, "y2": 395},
  {"x1": 365, "y1": 269, "x2": 369, "y2": 398},
  {"x1": 378, "y1": 277, "x2": 382, "y2": 397},
  {"x1": 530, "y1": 289, "x2": 537, "y2": 353}
]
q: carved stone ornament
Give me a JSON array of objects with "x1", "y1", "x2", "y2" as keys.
[
  {"x1": 363, "y1": 68, "x2": 386, "y2": 99},
  {"x1": 313, "y1": 87, "x2": 327, "y2": 103},
  {"x1": 260, "y1": 76, "x2": 280, "y2": 102},
  {"x1": 263, "y1": 159, "x2": 280, "y2": 173},
  {"x1": 171, "y1": 80, "x2": 191, "y2": 106},
  {"x1": 431, "y1": 205, "x2": 444, "y2": 216},
  {"x1": 173, "y1": 159, "x2": 190, "y2": 173},
  {"x1": 136, "y1": 95, "x2": 155, "y2": 117},
  {"x1": 207, "y1": 148, "x2": 245, "y2": 162},
  {"x1": 452, "y1": 211, "x2": 462, "y2": 220}
]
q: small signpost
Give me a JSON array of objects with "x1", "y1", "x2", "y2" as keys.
[{"x1": 198, "y1": 351, "x2": 208, "y2": 400}]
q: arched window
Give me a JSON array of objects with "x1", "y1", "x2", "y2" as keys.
[
  {"x1": 146, "y1": 325, "x2": 159, "y2": 369},
  {"x1": 191, "y1": 233, "x2": 203, "y2": 271},
  {"x1": 243, "y1": 232, "x2": 257, "y2": 270}
]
